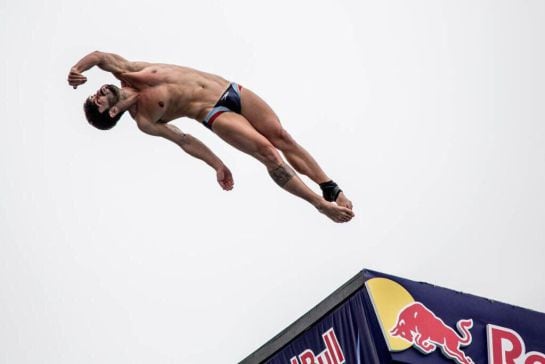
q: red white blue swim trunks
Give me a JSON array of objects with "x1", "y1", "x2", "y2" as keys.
[{"x1": 202, "y1": 82, "x2": 243, "y2": 130}]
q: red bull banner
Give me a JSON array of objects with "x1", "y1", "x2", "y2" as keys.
[
  {"x1": 364, "y1": 270, "x2": 545, "y2": 363},
  {"x1": 242, "y1": 269, "x2": 545, "y2": 364}
]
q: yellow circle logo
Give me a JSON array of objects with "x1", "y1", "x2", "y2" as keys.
[{"x1": 365, "y1": 277, "x2": 415, "y2": 351}]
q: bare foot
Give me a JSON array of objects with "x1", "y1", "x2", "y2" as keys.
[
  {"x1": 317, "y1": 201, "x2": 355, "y2": 223},
  {"x1": 336, "y1": 191, "x2": 353, "y2": 210}
]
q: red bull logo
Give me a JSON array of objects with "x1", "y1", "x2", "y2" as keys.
[
  {"x1": 366, "y1": 276, "x2": 545, "y2": 364},
  {"x1": 390, "y1": 302, "x2": 474, "y2": 364},
  {"x1": 289, "y1": 328, "x2": 345, "y2": 364},
  {"x1": 487, "y1": 324, "x2": 545, "y2": 364}
]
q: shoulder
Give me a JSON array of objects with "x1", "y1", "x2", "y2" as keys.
[
  {"x1": 135, "y1": 116, "x2": 158, "y2": 135},
  {"x1": 133, "y1": 108, "x2": 169, "y2": 135}
]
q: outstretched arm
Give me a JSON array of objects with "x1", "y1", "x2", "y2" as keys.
[
  {"x1": 67, "y1": 51, "x2": 150, "y2": 88},
  {"x1": 138, "y1": 121, "x2": 234, "y2": 191}
]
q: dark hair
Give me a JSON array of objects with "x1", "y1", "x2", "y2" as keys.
[{"x1": 83, "y1": 98, "x2": 122, "y2": 130}]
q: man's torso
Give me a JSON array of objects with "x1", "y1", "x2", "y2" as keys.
[{"x1": 117, "y1": 64, "x2": 230, "y2": 125}]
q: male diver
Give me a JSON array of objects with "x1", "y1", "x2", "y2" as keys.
[{"x1": 68, "y1": 51, "x2": 354, "y2": 223}]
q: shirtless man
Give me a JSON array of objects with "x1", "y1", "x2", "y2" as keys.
[{"x1": 67, "y1": 51, "x2": 354, "y2": 223}]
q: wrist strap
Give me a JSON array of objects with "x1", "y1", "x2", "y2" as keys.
[{"x1": 319, "y1": 180, "x2": 342, "y2": 202}]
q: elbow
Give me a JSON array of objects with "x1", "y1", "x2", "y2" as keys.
[
  {"x1": 177, "y1": 133, "x2": 192, "y2": 149},
  {"x1": 91, "y1": 51, "x2": 108, "y2": 65},
  {"x1": 91, "y1": 50, "x2": 106, "y2": 64}
]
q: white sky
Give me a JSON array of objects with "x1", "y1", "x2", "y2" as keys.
[{"x1": 1, "y1": 0, "x2": 544, "y2": 363}]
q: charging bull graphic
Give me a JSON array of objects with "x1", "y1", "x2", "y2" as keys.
[{"x1": 390, "y1": 302, "x2": 474, "y2": 364}]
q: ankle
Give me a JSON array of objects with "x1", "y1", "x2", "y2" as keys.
[{"x1": 313, "y1": 198, "x2": 328, "y2": 210}]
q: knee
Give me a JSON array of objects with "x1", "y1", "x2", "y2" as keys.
[
  {"x1": 270, "y1": 128, "x2": 297, "y2": 151},
  {"x1": 255, "y1": 143, "x2": 282, "y2": 168}
]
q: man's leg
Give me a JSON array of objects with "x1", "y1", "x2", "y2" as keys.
[
  {"x1": 211, "y1": 112, "x2": 354, "y2": 223},
  {"x1": 238, "y1": 87, "x2": 353, "y2": 209}
]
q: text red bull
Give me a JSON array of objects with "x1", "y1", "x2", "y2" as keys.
[
  {"x1": 289, "y1": 328, "x2": 345, "y2": 364},
  {"x1": 390, "y1": 302, "x2": 474, "y2": 364},
  {"x1": 487, "y1": 324, "x2": 545, "y2": 364}
]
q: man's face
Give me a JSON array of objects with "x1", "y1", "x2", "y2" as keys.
[{"x1": 88, "y1": 84, "x2": 120, "y2": 113}]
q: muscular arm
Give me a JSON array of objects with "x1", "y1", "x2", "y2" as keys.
[
  {"x1": 71, "y1": 51, "x2": 149, "y2": 74},
  {"x1": 142, "y1": 123, "x2": 223, "y2": 168},
  {"x1": 138, "y1": 121, "x2": 234, "y2": 190}
]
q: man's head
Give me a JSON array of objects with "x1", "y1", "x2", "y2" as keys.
[{"x1": 83, "y1": 84, "x2": 123, "y2": 130}]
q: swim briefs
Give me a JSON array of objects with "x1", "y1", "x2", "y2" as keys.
[{"x1": 202, "y1": 82, "x2": 243, "y2": 130}]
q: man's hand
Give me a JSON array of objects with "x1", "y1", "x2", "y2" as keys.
[
  {"x1": 216, "y1": 164, "x2": 234, "y2": 191},
  {"x1": 67, "y1": 68, "x2": 87, "y2": 89}
]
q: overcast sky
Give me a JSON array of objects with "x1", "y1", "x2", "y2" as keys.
[{"x1": 1, "y1": 0, "x2": 544, "y2": 363}]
